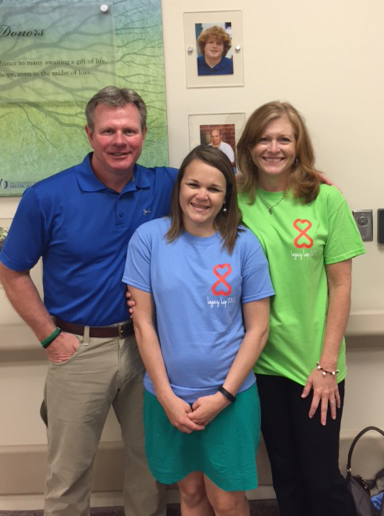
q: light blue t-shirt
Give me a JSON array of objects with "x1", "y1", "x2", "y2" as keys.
[{"x1": 123, "y1": 217, "x2": 274, "y2": 403}]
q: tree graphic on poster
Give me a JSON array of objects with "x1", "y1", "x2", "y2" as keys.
[{"x1": 0, "y1": 0, "x2": 168, "y2": 195}]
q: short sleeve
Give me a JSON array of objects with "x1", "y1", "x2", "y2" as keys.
[
  {"x1": 0, "y1": 188, "x2": 47, "y2": 271},
  {"x1": 225, "y1": 144, "x2": 235, "y2": 162},
  {"x1": 240, "y1": 230, "x2": 275, "y2": 303},
  {"x1": 122, "y1": 227, "x2": 152, "y2": 293},
  {"x1": 325, "y1": 189, "x2": 366, "y2": 265}
]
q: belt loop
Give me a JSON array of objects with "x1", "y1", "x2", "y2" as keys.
[
  {"x1": 118, "y1": 323, "x2": 125, "y2": 339},
  {"x1": 83, "y1": 325, "x2": 90, "y2": 345}
]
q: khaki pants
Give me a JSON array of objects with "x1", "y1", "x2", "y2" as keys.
[{"x1": 43, "y1": 330, "x2": 166, "y2": 516}]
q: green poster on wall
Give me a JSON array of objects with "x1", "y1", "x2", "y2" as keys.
[{"x1": 0, "y1": 0, "x2": 168, "y2": 196}]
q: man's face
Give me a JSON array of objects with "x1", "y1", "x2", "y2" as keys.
[
  {"x1": 204, "y1": 38, "x2": 224, "y2": 61},
  {"x1": 85, "y1": 103, "x2": 146, "y2": 180},
  {"x1": 211, "y1": 129, "x2": 222, "y2": 147}
]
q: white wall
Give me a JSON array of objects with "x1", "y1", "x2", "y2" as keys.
[
  {"x1": 161, "y1": 0, "x2": 384, "y2": 319},
  {"x1": 1, "y1": 0, "x2": 383, "y2": 507},
  {"x1": 161, "y1": 0, "x2": 384, "y2": 430}
]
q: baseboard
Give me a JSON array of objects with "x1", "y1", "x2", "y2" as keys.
[
  {"x1": 1, "y1": 432, "x2": 382, "y2": 501},
  {"x1": 0, "y1": 439, "x2": 272, "y2": 497}
]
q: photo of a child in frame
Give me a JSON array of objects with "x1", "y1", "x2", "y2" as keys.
[{"x1": 195, "y1": 23, "x2": 233, "y2": 76}]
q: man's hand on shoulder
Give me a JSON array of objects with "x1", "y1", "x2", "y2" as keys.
[
  {"x1": 317, "y1": 172, "x2": 332, "y2": 185},
  {"x1": 45, "y1": 332, "x2": 80, "y2": 363}
]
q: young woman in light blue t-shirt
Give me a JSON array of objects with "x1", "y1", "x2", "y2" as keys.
[{"x1": 123, "y1": 146, "x2": 274, "y2": 516}]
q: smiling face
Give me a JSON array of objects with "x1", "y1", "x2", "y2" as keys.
[
  {"x1": 250, "y1": 115, "x2": 296, "y2": 188},
  {"x1": 204, "y1": 38, "x2": 224, "y2": 61},
  {"x1": 179, "y1": 159, "x2": 227, "y2": 237},
  {"x1": 85, "y1": 103, "x2": 146, "y2": 187},
  {"x1": 210, "y1": 129, "x2": 222, "y2": 147}
]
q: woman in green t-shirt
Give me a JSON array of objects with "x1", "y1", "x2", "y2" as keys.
[{"x1": 236, "y1": 101, "x2": 365, "y2": 516}]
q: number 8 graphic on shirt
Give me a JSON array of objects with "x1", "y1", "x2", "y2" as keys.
[
  {"x1": 293, "y1": 219, "x2": 313, "y2": 249},
  {"x1": 212, "y1": 264, "x2": 232, "y2": 297}
]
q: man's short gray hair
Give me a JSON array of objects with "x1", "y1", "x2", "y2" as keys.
[{"x1": 85, "y1": 86, "x2": 147, "y2": 132}]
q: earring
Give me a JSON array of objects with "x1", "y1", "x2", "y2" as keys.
[{"x1": 223, "y1": 205, "x2": 227, "y2": 213}]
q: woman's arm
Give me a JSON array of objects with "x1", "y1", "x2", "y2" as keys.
[
  {"x1": 301, "y1": 259, "x2": 352, "y2": 425},
  {"x1": 188, "y1": 297, "x2": 270, "y2": 426},
  {"x1": 128, "y1": 286, "x2": 204, "y2": 434}
]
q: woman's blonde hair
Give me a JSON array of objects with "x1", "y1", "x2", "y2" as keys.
[
  {"x1": 197, "y1": 26, "x2": 232, "y2": 57},
  {"x1": 237, "y1": 101, "x2": 321, "y2": 203},
  {"x1": 166, "y1": 146, "x2": 242, "y2": 254}
]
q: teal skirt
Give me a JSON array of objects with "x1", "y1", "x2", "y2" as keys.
[{"x1": 143, "y1": 384, "x2": 261, "y2": 492}]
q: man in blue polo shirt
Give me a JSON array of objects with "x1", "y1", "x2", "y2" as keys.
[{"x1": 0, "y1": 86, "x2": 177, "y2": 516}]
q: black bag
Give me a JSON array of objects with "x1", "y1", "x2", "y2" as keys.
[{"x1": 346, "y1": 426, "x2": 384, "y2": 516}]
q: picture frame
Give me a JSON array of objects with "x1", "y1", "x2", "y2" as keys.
[
  {"x1": 0, "y1": 218, "x2": 42, "y2": 292},
  {"x1": 184, "y1": 11, "x2": 243, "y2": 88},
  {"x1": 0, "y1": 219, "x2": 12, "y2": 256},
  {"x1": 189, "y1": 112, "x2": 246, "y2": 173}
]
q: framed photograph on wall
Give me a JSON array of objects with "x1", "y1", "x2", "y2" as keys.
[
  {"x1": 0, "y1": 218, "x2": 11, "y2": 290},
  {"x1": 0, "y1": 218, "x2": 43, "y2": 292},
  {"x1": 189, "y1": 113, "x2": 246, "y2": 173},
  {"x1": 0, "y1": 219, "x2": 11, "y2": 256},
  {"x1": 184, "y1": 11, "x2": 243, "y2": 88}
]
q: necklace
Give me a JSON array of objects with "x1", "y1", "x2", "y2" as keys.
[{"x1": 258, "y1": 192, "x2": 285, "y2": 214}]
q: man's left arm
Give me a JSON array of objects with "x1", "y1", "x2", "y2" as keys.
[{"x1": 0, "y1": 263, "x2": 79, "y2": 362}]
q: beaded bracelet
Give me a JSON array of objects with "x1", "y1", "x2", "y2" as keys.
[
  {"x1": 218, "y1": 386, "x2": 236, "y2": 403},
  {"x1": 41, "y1": 327, "x2": 62, "y2": 349},
  {"x1": 316, "y1": 362, "x2": 339, "y2": 377}
]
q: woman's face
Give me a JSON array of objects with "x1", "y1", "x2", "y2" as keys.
[
  {"x1": 179, "y1": 159, "x2": 227, "y2": 237},
  {"x1": 204, "y1": 38, "x2": 224, "y2": 60},
  {"x1": 250, "y1": 116, "x2": 296, "y2": 185}
]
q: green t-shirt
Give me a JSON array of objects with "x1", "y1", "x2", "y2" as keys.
[{"x1": 238, "y1": 185, "x2": 365, "y2": 385}]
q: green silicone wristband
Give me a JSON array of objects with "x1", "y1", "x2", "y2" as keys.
[{"x1": 41, "y1": 327, "x2": 62, "y2": 349}]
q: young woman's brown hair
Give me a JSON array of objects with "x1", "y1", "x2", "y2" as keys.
[{"x1": 166, "y1": 146, "x2": 242, "y2": 254}]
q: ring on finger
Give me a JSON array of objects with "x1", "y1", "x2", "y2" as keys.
[{"x1": 329, "y1": 400, "x2": 336, "y2": 405}]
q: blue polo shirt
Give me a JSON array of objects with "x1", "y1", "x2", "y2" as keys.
[
  {"x1": 0, "y1": 153, "x2": 177, "y2": 326},
  {"x1": 197, "y1": 55, "x2": 233, "y2": 76}
]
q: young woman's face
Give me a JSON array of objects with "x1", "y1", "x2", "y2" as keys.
[
  {"x1": 250, "y1": 115, "x2": 296, "y2": 185},
  {"x1": 179, "y1": 159, "x2": 227, "y2": 237},
  {"x1": 204, "y1": 38, "x2": 224, "y2": 60}
]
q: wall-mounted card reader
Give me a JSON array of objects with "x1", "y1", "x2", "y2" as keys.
[
  {"x1": 352, "y1": 210, "x2": 373, "y2": 242},
  {"x1": 378, "y1": 209, "x2": 384, "y2": 244}
]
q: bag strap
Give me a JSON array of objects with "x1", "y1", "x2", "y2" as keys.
[
  {"x1": 375, "y1": 468, "x2": 384, "y2": 483},
  {"x1": 347, "y1": 426, "x2": 384, "y2": 473}
]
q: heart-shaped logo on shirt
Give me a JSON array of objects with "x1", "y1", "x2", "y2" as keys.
[
  {"x1": 212, "y1": 263, "x2": 232, "y2": 297},
  {"x1": 293, "y1": 219, "x2": 313, "y2": 249}
]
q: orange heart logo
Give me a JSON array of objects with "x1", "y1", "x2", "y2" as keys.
[
  {"x1": 293, "y1": 219, "x2": 313, "y2": 249},
  {"x1": 212, "y1": 263, "x2": 232, "y2": 297}
]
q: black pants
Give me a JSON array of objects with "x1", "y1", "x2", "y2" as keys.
[{"x1": 256, "y1": 375, "x2": 356, "y2": 516}]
